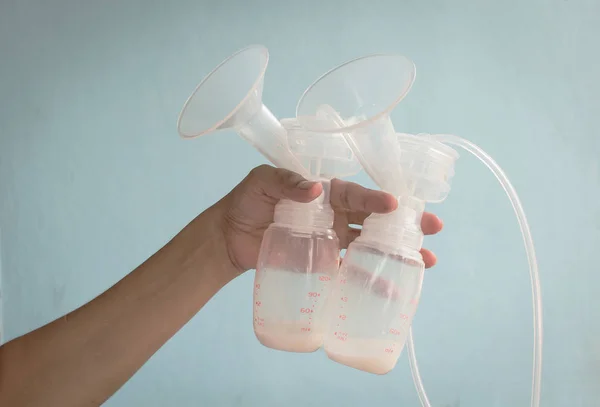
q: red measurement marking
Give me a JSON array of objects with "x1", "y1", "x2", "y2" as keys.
[
  {"x1": 319, "y1": 276, "x2": 331, "y2": 282},
  {"x1": 339, "y1": 279, "x2": 347, "y2": 284},
  {"x1": 255, "y1": 301, "x2": 262, "y2": 307},
  {"x1": 255, "y1": 284, "x2": 261, "y2": 289},
  {"x1": 301, "y1": 327, "x2": 311, "y2": 332},
  {"x1": 300, "y1": 308, "x2": 314, "y2": 314},
  {"x1": 308, "y1": 292, "x2": 320, "y2": 298},
  {"x1": 389, "y1": 328, "x2": 401, "y2": 336},
  {"x1": 255, "y1": 317, "x2": 265, "y2": 327},
  {"x1": 385, "y1": 348, "x2": 394, "y2": 353},
  {"x1": 399, "y1": 314, "x2": 409, "y2": 320},
  {"x1": 339, "y1": 314, "x2": 347, "y2": 320},
  {"x1": 335, "y1": 332, "x2": 348, "y2": 341},
  {"x1": 341, "y1": 296, "x2": 348, "y2": 302}
]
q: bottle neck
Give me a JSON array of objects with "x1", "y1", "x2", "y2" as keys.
[
  {"x1": 359, "y1": 196, "x2": 425, "y2": 256},
  {"x1": 273, "y1": 179, "x2": 334, "y2": 230}
]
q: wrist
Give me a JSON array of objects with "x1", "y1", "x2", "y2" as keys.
[{"x1": 184, "y1": 203, "x2": 239, "y2": 286}]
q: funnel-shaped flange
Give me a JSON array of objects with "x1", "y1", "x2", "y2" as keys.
[
  {"x1": 296, "y1": 54, "x2": 416, "y2": 195},
  {"x1": 178, "y1": 45, "x2": 306, "y2": 175}
]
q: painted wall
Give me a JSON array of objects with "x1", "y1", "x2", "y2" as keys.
[{"x1": 1, "y1": 0, "x2": 599, "y2": 405}]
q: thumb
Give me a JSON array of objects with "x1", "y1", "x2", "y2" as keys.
[{"x1": 248, "y1": 165, "x2": 323, "y2": 203}]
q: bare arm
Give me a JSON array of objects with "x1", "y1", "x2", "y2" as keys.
[
  {"x1": 0, "y1": 205, "x2": 236, "y2": 407},
  {"x1": 0, "y1": 165, "x2": 442, "y2": 407}
]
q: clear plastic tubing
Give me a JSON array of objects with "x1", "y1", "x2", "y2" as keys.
[{"x1": 406, "y1": 134, "x2": 543, "y2": 407}]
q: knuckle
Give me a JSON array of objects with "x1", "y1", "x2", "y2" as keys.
[
  {"x1": 247, "y1": 164, "x2": 272, "y2": 184},
  {"x1": 249, "y1": 164, "x2": 271, "y2": 177},
  {"x1": 272, "y1": 167, "x2": 290, "y2": 184},
  {"x1": 341, "y1": 189, "x2": 352, "y2": 210},
  {"x1": 275, "y1": 168, "x2": 304, "y2": 189}
]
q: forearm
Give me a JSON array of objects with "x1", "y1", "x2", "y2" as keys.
[{"x1": 0, "y1": 205, "x2": 236, "y2": 406}]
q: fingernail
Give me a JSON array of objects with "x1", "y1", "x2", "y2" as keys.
[{"x1": 298, "y1": 181, "x2": 315, "y2": 190}]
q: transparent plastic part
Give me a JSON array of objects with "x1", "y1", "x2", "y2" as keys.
[
  {"x1": 297, "y1": 55, "x2": 542, "y2": 407},
  {"x1": 177, "y1": 45, "x2": 307, "y2": 175},
  {"x1": 253, "y1": 221, "x2": 339, "y2": 353},
  {"x1": 297, "y1": 54, "x2": 416, "y2": 197},
  {"x1": 177, "y1": 45, "x2": 360, "y2": 181},
  {"x1": 177, "y1": 46, "x2": 362, "y2": 354}
]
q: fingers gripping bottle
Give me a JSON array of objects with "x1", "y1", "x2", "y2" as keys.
[{"x1": 176, "y1": 45, "x2": 361, "y2": 352}]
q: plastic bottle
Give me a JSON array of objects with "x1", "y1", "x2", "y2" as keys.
[
  {"x1": 252, "y1": 181, "x2": 338, "y2": 352},
  {"x1": 323, "y1": 134, "x2": 458, "y2": 373}
]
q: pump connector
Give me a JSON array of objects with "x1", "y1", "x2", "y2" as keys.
[{"x1": 359, "y1": 134, "x2": 458, "y2": 258}]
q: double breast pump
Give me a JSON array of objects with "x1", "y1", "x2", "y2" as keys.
[{"x1": 178, "y1": 45, "x2": 543, "y2": 407}]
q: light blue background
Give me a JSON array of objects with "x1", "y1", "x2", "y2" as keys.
[{"x1": 1, "y1": 0, "x2": 599, "y2": 406}]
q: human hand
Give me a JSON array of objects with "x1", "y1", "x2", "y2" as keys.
[{"x1": 215, "y1": 165, "x2": 443, "y2": 276}]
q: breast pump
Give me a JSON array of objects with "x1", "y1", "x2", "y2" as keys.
[
  {"x1": 178, "y1": 45, "x2": 543, "y2": 407},
  {"x1": 177, "y1": 45, "x2": 362, "y2": 352}
]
